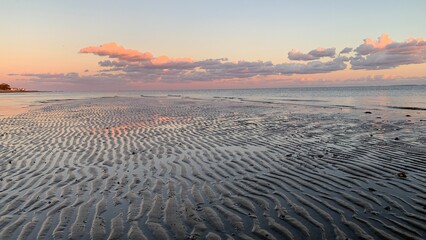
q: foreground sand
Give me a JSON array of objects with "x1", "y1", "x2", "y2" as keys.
[{"x1": 0, "y1": 96, "x2": 425, "y2": 239}]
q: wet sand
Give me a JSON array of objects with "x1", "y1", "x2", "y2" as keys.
[{"x1": 0, "y1": 96, "x2": 425, "y2": 239}]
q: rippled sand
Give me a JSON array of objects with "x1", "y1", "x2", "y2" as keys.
[{"x1": 0, "y1": 96, "x2": 425, "y2": 239}]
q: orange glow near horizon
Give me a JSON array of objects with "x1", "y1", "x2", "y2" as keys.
[
  {"x1": 2, "y1": 33, "x2": 426, "y2": 91},
  {"x1": 4, "y1": 63, "x2": 426, "y2": 91}
]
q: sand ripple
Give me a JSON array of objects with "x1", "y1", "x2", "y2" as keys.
[{"x1": 0, "y1": 96, "x2": 425, "y2": 239}]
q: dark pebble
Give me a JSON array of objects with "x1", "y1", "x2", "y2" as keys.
[{"x1": 397, "y1": 171, "x2": 407, "y2": 178}]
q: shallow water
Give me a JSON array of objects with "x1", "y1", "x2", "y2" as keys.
[
  {"x1": 1, "y1": 85, "x2": 425, "y2": 117},
  {"x1": 141, "y1": 85, "x2": 426, "y2": 110}
]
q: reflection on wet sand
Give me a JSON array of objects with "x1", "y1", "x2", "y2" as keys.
[{"x1": 0, "y1": 96, "x2": 425, "y2": 239}]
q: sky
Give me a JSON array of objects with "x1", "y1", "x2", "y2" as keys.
[{"x1": 1, "y1": 0, "x2": 426, "y2": 91}]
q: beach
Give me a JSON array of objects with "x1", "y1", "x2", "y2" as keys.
[{"x1": 0, "y1": 95, "x2": 425, "y2": 239}]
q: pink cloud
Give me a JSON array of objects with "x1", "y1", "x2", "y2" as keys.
[
  {"x1": 80, "y1": 43, "x2": 193, "y2": 67},
  {"x1": 351, "y1": 34, "x2": 426, "y2": 70},
  {"x1": 79, "y1": 42, "x2": 153, "y2": 61},
  {"x1": 355, "y1": 33, "x2": 393, "y2": 55}
]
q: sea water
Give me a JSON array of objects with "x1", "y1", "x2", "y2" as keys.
[{"x1": 1, "y1": 85, "x2": 425, "y2": 117}]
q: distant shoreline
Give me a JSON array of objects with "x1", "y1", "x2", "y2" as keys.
[{"x1": 0, "y1": 90, "x2": 47, "y2": 93}]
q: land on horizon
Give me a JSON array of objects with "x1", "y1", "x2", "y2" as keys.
[
  {"x1": 0, "y1": 83, "x2": 41, "y2": 93},
  {"x1": 0, "y1": 90, "x2": 42, "y2": 93}
]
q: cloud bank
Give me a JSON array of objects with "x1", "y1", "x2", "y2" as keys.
[
  {"x1": 76, "y1": 43, "x2": 348, "y2": 83},
  {"x1": 11, "y1": 34, "x2": 426, "y2": 89},
  {"x1": 350, "y1": 34, "x2": 426, "y2": 70}
]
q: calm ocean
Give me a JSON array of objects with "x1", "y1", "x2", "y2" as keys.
[{"x1": 1, "y1": 85, "x2": 425, "y2": 117}]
